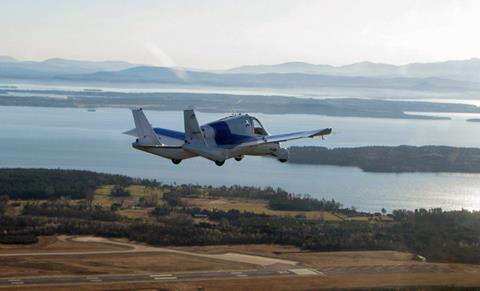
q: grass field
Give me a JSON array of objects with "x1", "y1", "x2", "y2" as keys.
[
  {"x1": 6, "y1": 185, "x2": 389, "y2": 223},
  {"x1": 94, "y1": 184, "x2": 164, "y2": 205},
  {"x1": 24, "y1": 274, "x2": 480, "y2": 291},
  {"x1": 0, "y1": 236, "x2": 129, "y2": 254},
  {"x1": 91, "y1": 184, "x2": 390, "y2": 222},
  {"x1": 92, "y1": 185, "x2": 348, "y2": 221},
  {"x1": 183, "y1": 197, "x2": 386, "y2": 221},
  {"x1": 0, "y1": 252, "x2": 253, "y2": 278}
]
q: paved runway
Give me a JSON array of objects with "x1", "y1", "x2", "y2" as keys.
[
  {"x1": 0, "y1": 264, "x2": 451, "y2": 288},
  {"x1": 0, "y1": 268, "x2": 319, "y2": 287},
  {"x1": 0, "y1": 236, "x2": 453, "y2": 288}
]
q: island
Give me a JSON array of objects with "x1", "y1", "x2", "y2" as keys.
[
  {"x1": 2, "y1": 88, "x2": 480, "y2": 120},
  {"x1": 288, "y1": 145, "x2": 480, "y2": 173}
]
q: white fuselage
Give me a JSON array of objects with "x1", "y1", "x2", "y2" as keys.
[
  {"x1": 133, "y1": 114, "x2": 283, "y2": 162},
  {"x1": 127, "y1": 108, "x2": 331, "y2": 165}
]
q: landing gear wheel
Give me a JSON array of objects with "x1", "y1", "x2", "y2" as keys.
[
  {"x1": 215, "y1": 160, "x2": 225, "y2": 166},
  {"x1": 278, "y1": 159, "x2": 288, "y2": 163},
  {"x1": 171, "y1": 159, "x2": 182, "y2": 165},
  {"x1": 234, "y1": 156, "x2": 243, "y2": 161}
]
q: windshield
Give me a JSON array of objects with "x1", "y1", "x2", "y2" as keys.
[{"x1": 252, "y1": 117, "x2": 268, "y2": 136}]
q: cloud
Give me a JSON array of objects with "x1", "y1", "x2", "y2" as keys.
[{"x1": 145, "y1": 42, "x2": 188, "y2": 80}]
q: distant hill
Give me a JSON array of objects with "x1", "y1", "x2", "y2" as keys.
[
  {"x1": 0, "y1": 57, "x2": 139, "y2": 79},
  {"x1": 0, "y1": 56, "x2": 17, "y2": 63},
  {"x1": 226, "y1": 58, "x2": 480, "y2": 82},
  {"x1": 59, "y1": 65, "x2": 479, "y2": 91},
  {"x1": 226, "y1": 62, "x2": 335, "y2": 74},
  {"x1": 62, "y1": 66, "x2": 200, "y2": 83},
  {"x1": 2, "y1": 56, "x2": 480, "y2": 92}
]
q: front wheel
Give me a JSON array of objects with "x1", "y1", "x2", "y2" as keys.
[
  {"x1": 278, "y1": 159, "x2": 287, "y2": 163},
  {"x1": 234, "y1": 156, "x2": 243, "y2": 161},
  {"x1": 215, "y1": 160, "x2": 225, "y2": 166},
  {"x1": 171, "y1": 159, "x2": 182, "y2": 165}
]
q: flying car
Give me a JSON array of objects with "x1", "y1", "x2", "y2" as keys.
[{"x1": 124, "y1": 109, "x2": 331, "y2": 166}]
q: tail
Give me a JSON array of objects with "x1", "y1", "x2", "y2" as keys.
[
  {"x1": 126, "y1": 108, "x2": 161, "y2": 145},
  {"x1": 184, "y1": 109, "x2": 206, "y2": 145}
]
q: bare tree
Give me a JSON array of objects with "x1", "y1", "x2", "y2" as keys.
[
  {"x1": 85, "y1": 192, "x2": 95, "y2": 210},
  {"x1": 0, "y1": 195, "x2": 9, "y2": 215}
]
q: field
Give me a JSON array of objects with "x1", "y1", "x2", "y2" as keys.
[
  {"x1": 1, "y1": 171, "x2": 479, "y2": 290},
  {"x1": 184, "y1": 197, "x2": 387, "y2": 221},
  {"x1": 0, "y1": 236, "x2": 254, "y2": 278},
  {"x1": 0, "y1": 236, "x2": 479, "y2": 290},
  {"x1": 6, "y1": 183, "x2": 390, "y2": 223},
  {"x1": 0, "y1": 235, "x2": 128, "y2": 254},
  {"x1": 94, "y1": 185, "x2": 164, "y2": 205},
  {"x1": 90, "y1": 185, "x2": 381, "y2": 221}
]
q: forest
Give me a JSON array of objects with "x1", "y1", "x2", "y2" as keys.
[
  {"x1": 0, "y1": 168, "x2": 479, "y2": 264},
  {"x1": 289, "y1": 146, "x2": 480, "y2": 173}
]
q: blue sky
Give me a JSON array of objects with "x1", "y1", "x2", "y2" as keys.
[{"x1": 1, "y1": 0, "x2": 479, "y2": 69}]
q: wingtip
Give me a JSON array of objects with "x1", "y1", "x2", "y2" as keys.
[{"x1": 320, "y1": 128, "x2": 332, "y2": 136}]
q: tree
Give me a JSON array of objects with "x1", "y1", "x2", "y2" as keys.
[
  {"x1": 139, "y1": 187, "x2": 160, "y2": 207},
  {"x1": 85, "y1": 192, "x2": 95, "y2": 210},
  {"x1": 110, "y1": 185, "x2": 131, "y2": 197},
  {"x1": 110, "y1": 202, "x2": 122, "y2": 212},
  {"x1": 0, "y1": 195, "x2": 9, "y2": 215},
  {"x1": 152, "y1": 205, "x2": 171, "y2": 217},
  {"x1": 163, "y1": 192, "x2": 183, "y2": 207},
  {"x1": 381, "y1": 208, "x2": 387, "y2": 215}
]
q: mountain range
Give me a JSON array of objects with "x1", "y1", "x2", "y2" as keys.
[
  {"x1": 226, "y1": 59, "x2": 480, "y2": 82},
  {"x1": 55, "y1": 66, "x2": 477, "y2": 92},
  {"x1": 1, "y1": 56, "x2": 480, "y2": 91},
  {"x1": 0, "y1": 56, "x2": 138, "y2": 79}
]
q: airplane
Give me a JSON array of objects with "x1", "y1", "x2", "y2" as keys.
[{"x1": 124, "y1": 108, "x2": 332, "y2": 166}]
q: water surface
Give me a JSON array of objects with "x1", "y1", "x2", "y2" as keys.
[{"x1": 1, "y1": 106, "x2": 480, "y2": 212}]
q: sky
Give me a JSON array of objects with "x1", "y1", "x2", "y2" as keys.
[{"x1": 1, "y1": 0, "x2": 480, "y2": 69}]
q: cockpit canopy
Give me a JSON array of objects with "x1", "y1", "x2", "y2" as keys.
[
  {"x1": 208, "y1": 114, "x2": 269, "y2": 141},
  {"x1": 250, "y1": 117, "x2": 268, "y2": 136}
]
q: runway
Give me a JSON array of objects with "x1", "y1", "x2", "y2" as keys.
[
  {"x1": 0, "y1": 236, "x2": 455, "y2": 288},
  {"x1": 0, "y1": 268, "x2": 320, "y2": 287},
  {"x1": 0, "y1": 264, "x2": 452, "y2": 288}
]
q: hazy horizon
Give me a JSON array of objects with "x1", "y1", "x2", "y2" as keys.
[
  {"x1": 3, "y1": 54, "x2": 480, "y2": 70},
  {"x1": 2, "y1": 0, "x2": 480, "y2": 70}
]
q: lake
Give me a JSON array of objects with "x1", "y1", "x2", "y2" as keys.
[{"x1": 1, "y1": 105, "x2": 480, "y2": 212}]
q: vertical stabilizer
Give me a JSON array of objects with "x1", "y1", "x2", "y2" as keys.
[
  {"x1": 132, "y1": 109, "x2": 161, "y2": 145},
  {"x1": 184, "y1": 109, "x2": 205, "y2": 145}
]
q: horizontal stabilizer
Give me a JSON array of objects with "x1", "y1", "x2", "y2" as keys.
[{"x1": 123, "y1": 128, "x2": 138, "y2": 137}]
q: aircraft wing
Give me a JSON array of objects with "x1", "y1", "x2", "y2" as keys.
[{"x1": 239, "y1": 128, "x2": 332, "y2": 147}]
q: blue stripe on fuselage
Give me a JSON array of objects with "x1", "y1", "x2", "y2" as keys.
[
  {"x1": 153, "y1": 128, "x2": 185, "y2": 140},
  {"x1": 208, "y1": 121, "x2": 256, "y2": 148},
  {"x1": 154, "y1": 124, "x2": 257, "y2": 148}
]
